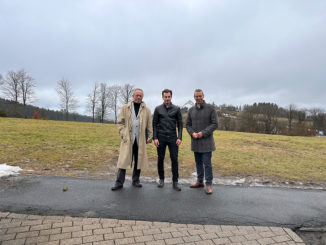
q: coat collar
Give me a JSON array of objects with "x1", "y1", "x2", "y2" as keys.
[{"x1": 127, "y1": 101, "x2": 146, "y2": 108}]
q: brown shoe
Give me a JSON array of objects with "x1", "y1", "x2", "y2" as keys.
[
  {"x1": 190, "y1": 182, "x2": 204, "y2": 188},
  {"x1": 205, "y1": 185, "x2": 213, "y2": 195}
]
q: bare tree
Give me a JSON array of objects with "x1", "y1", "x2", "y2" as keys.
[
  {"x1": 56, "y1": 78, "x2": 78, "y2": 121},
  {"x1": 97, "y1": 83, "x2": 110, "y2": 123},
  {"x1": 2, "y1": 70, "x2": 21, "y2": 103},
  {"x1": 108, "y1": 85, "x2": 121, "y2": 124},
  {"x1": 120, "y1": 83, "x2": 134, "y2": 105},
  {"x1": 86, "y1": 82, "x2": 99, "y2": 122},
  {"x1": 19, "y1": 69, "x2": 36, "y2": 118},
  {"x1": 287, "y1": 104, "x2": 296, "y2": 132},
  {"x1": 0, "y1": 74, "x2": 3, "y2": 86}
]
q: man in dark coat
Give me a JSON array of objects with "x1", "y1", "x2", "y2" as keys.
[
  {"x1": 186, "y1": 89, "x2": 218, "y2": 194},
  {"x1": 153, "y1": 89, "x2": 183, "y2": 191}
]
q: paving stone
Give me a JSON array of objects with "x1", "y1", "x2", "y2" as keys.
[
  {"x1": 16, "y1": 230, "x2": 39, "y2": 239},
  {"x1": 204, "y1": 225, "x2": 222, "y2": 233},
  {"x1": 82, "y1": 234, "x2": 104, "y2": 243},
  {"x1": 160, "y1": 227, "x2": 176, "y2": 233},
  {"x1": 52, "y1": 221, "x2": 73, "y2": 228},
  {"x1": 216, "y1": 231, "x2": 233, "y2": 238},
  {"x1": 213, "y1": 237, "x2": 231, "y2": 244},
  {"x1": 145, "y1": 240, "x2": 166, "y2": 245},
  {"x1": 136, "y1": 220, "x2": 153, "y2": 226},
  {"x1": 187, "y1": 229, "x2": 206, "y2": 236},
  {"x1": 60, "y1": 237, "x2": 83, "y2": 245},
  {"x1": 272, "y1": 235, "x2": 291, "y2": 243},
  {"x1": 152, "y1": 222, "x2": 170, "y2": 228},
  {"x1": 21, "y1": 219, "x2": 43, "y2": 226},
  {"x1": 154, "y1": 232, "x2": 172, "y2": 240},
  {"x1": 186, "y1": 224, "x2": 204, "y2": 229},
  {"x1": 0, "y1": 228, "x2": 7, "y2": 235},
  {"x1": 0, "y1": 233, "x2": 16, "y2": 241},
  {"x1": 72, "y1": 229, "x2": 92, "y2": 238},
  {"x1": 30, "y1": 223, "x2": 52, "y2": 231},
  {"x1": 269, "y1": 227, "x2": 287, "y2": 235},
  {"x1": 195, "y1": 240, "x2": 215, "y2": 245},
  {"x1": 242, "y1": 240, "x2": 260, "y2": 245},
  {"x1": 0, "y1": 221, "x2": 22, "y2": 229},
  {"x1": 165, "y1": 237, "x2": 184, "y2": 245},
  {"x1": 143, "y1": 228, "x2": 162, "y2": 235},
  {"x1": 133, "y1": 224, "x2": 152, "y2": 231},
  {"x1": 115, "y1": 237, "x2": 136, "y2": 245},
  {"x1": 62, "y1": 225, "x2": 83, "y2": 233},
  {"x1": 38, "y1": 240, "x2": 59, "y2": 245},
  {"x1": 83, "y1": 223, "x2": 102, "y2": 230},
  {"x1": 39, "y1": 228, "x2": 62, "y2": 236},
  {"x1": 104, "y1": 232, "x2": 124, "y2": 240},
  {"x1": 25, "y1": 235, "x2": 49, "y2": 244},
  {"x1": 1, "y1": 238, "x2": 26, "y2": 245},
  {"x1": 259, "y1": 231, "x2": 275, "y2": 238},
  {"x1": 135, "y1": 234, "x2": 154, "y2": 243},
  {"x1": 113, "y1": 225, "x2": 132, "y2": 233},
  {"x1": 93, "y1": 240, "x2": 115, "y2": 245},
  {"x1": 0, "y1": 212, "x2": 10, "y2": 218},
  {"x1": 229, "y1": 235, "x2": 246, "y2": 243},
  {"x1": 49, "y1": 232, "x2": 72, "y2": 241},
  {"x1": 257, "y1": 237, "x2": 275, "y2": 245},
  {"x1": 6, "y1": 226, "x2": 30, "y2": 234},
  {"x1": 7, "y1": 213, "x2": 28, "y2": 219},
  {"x1": 200, "y1": 232, "x2": 219, "y2": 240},
  {"x1": 94, "y1": 227, "x2": 114, "y2": 235},
  {"x1": 124, "y1": 230, "x2": 144, "y2": 237},
  {"x1": 221, "y1": 225, "x2": 239, "y2": 232},
  {"x1": 245, "y1": 233, "x2": 262, "y2": 241},
  {"x1": 254, "y1": 226, "x2": 271, "y2": 232},
  {"x1": 171, "y1": 231, "x2": 186, "y2": 238},
  {"x1": 182, "y1": 235, "x2": 202, "y2": 243},
  {"x1": 118, "y1": 219, "x2": 136, "y2": 225}
]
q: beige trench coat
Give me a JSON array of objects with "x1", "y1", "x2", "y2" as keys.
[{"x1": 117, "y1": 101, "x2": 153, "y2": 170}]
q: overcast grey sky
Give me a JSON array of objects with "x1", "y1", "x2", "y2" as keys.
[{"x1": 1, "y1": 0, "x2": 325, "y2": 115}]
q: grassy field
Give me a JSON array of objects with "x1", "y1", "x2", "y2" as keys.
[{"x1": 1, "y1": 117, "x2": 326, "y2": 184}]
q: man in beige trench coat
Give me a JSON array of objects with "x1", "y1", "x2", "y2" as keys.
[{"x1": 111, "y1": 88, "x2": 153, "y2": 191}]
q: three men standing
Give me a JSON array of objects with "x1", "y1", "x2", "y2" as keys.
[
  {"x1": 186, "y1": 89, "x2": 218, "y2": 194},
  {"x1": 153, "y1": 89, "x2": 183, "y2": 191},
  {"x1": 112, "y1": 88, "x2": 217, "y2": 194},
  {"x1": 111, "y1": 88, "x2": 153, "y2": 191}
]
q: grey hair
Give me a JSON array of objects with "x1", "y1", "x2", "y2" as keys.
[{"x1": 133, "y1": 88, "x2": 144, "y2": 95}]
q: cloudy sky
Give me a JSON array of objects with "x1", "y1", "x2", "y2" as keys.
[{"x1": 1, "y1": 0, "x2": 325, "y2": 115}]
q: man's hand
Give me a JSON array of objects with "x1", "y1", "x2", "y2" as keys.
[
  {"x1": 176, "y1": 139, "x2": 182, "y2": 146},
  {"x1": 154, "y1": 139, "x2": 159, "y2": 147},
  {"x1": 192, "y1": 132, "x2": 198, "y2": 139},
  {"x1": 197, "y1": 132, "x2": 203, "y2": 138},
  {"x1": 146, "y1": 139, "x2": 152, "y2": 144}
]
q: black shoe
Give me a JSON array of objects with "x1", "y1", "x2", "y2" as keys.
[
  {"x1": 173, "y1": 182, "x2": 181, "y2": 191},
  {"x1": 132, "y1": 181, "x2": 142, "y2": 188},
  {"x1": 157, "y1": 179, "x2": 164, "y2": 188},
  {"x1": 111, "y1": 183, "x2": 123, "y2": 191}
]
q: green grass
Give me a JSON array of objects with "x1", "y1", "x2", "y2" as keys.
[{"x1": 1, "y1": 117, "x2": 326, "y2": 184}]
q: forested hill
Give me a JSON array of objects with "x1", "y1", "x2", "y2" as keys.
[{"x1": 0, "y1": 97, "x2": 99, "y2": 122}]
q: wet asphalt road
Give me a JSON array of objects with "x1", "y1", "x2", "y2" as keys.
[{"x1": 0, "y1": 175, "x2": 325, "y2": 229}]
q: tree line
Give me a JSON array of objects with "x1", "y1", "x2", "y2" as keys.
[
  {"x1": 1, "y1": 69, "x2": 326, "y2": 136},
  {"x1": 215, "y1": 102, "x2": 326, "y2": 136},
  {"x1": 0, "y1": 69, "x2": 134, "y2": 122}
]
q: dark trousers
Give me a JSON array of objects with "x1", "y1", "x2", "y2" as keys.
[
  {"x1": 194, "y1": 152, "x2": 213, "y2": 186},
  {"x1": 157, "y1": 136, "x2": 179, "y2": 182},
  {"x1": 116, "y1": 140, "x2": 141, "y2": 185}
]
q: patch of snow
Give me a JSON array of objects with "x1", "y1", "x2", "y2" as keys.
[{"x1": 0, "y1": 164, "x2": 22, "y2": 177}]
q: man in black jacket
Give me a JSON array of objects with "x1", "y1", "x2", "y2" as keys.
[{"x1": 153, "y1": 89, "x2": 183, "y2": 191}]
